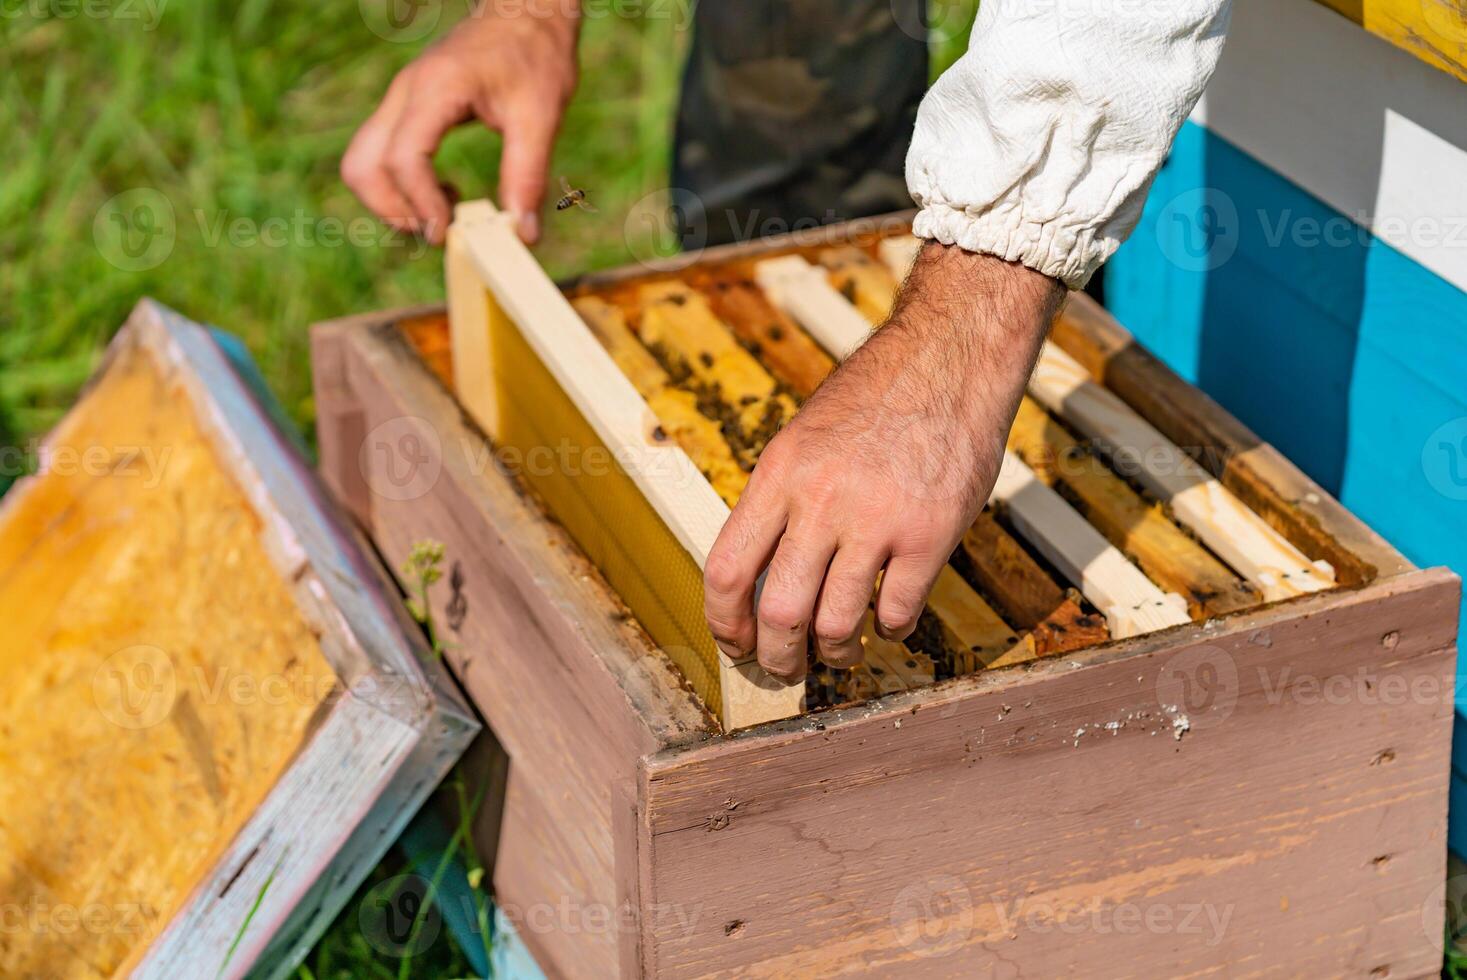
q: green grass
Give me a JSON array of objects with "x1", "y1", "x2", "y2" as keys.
[{"x1": 0, "y1": 0, "x2": 685, "y2": 446}]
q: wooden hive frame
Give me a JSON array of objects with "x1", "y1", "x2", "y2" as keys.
[
  {"x1": 441, "y1": 199, "x2": 1379, "y2": 731},
  {"x1": 0, "y1": 300, "x2": 479, "y2": 978}
]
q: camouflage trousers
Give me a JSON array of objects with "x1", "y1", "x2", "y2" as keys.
[{"x1": 672, "y1": 0, "x2": 929, "y2": 247}]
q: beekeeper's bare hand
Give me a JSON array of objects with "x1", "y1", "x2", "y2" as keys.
[
  {"x1": 342, "y1": 1, "x2": 580, "y2": 245},
  {"x1": 702, "y1": 246, "x2": 1064, "y2": 681}
]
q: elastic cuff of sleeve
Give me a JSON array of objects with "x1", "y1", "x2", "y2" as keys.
[{"x1": 911, "y1": 200, "x2": 1111, "y2": 290}]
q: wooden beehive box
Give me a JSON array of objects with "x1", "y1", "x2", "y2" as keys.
[
  {"x1": 313, "y1": 205, "x2": 1459, "y2": 978},
  {"x1": 0, "y1": 301, "x2": 478, "y2": 979}
]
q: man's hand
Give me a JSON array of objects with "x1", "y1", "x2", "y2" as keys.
[
  {"x1": 703, "y1": 246, "x2": 1065, "y2": 681},
  {"x1": 341, "y1": 2, "x2": 580, "y2": 245}
]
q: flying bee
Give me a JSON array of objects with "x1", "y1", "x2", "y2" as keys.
[{"x1": 555, "y1": 177, "x2": 598, "y2": 213}]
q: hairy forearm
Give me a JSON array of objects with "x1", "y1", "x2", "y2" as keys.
[{"x1": 826, "y1": 244, "x2": 1065, "y2": 448}]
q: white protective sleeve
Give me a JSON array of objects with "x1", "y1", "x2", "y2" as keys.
[{"x1": 906, "y1": 0, "x2": 1233, "y2": 288}]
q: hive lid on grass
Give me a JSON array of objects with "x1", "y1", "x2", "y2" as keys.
[{"x1": 0, "y1": 299, "x2": 478, "y2": 980}]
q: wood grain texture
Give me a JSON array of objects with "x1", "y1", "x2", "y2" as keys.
[
  {"x1": 1030, "y1": 342, "x2": 1336, "y2": 602},
  {"x1": 335, "y1": 286, "x2": 1451, "y2": 979},
  {"x1": 313, "y1": 312, "x2": 714, "y2": 979},
  {"x1": 446, "y1": 219, "x2": 498, "y2": 433},
  {"x1": 753, "y1": 254, "x2": 873, "y2": 360},
  {"x1": 1311, "y1": 0, "x2": 1467, "y2": 83},
  {"x1": 449, "y1": 201, "x2": 729, "y2": 567},
  {"x1": 685, "y1": 267, "x2": 834, "y2": 400},
  {"x1": 991, "y1": 452, "x2": 1191, "y2": 638},
  {"x1": 637, "y1": 568, "x2": 1460, "y2": 978},
  {"x1": 447, "y1": 201, "x2": 799, "y2": 727},
  {"x1": 958, "y1": 512, "x2": 1109, "y2": 655},
  {"x1": 1007, "y1": 395, "x2": 1259, "y2": 618},
  {"x1": 1052, "y1": 292, "x2": 1410, "y2": 587}
]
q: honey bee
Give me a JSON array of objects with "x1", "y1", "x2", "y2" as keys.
[{"x1": 555, "y1": 176, "x2": 597, "y2": 213}]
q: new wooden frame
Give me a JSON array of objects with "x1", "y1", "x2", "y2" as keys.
[
  {"x1": 4, "y1": 300, "x2": 480, "y2": 978},
  {"x1": 445, "y1": 200, "x2": 800, "y2": 728}
]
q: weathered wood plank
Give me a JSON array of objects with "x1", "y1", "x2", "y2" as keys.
[
  {"x1": 991, "y1": 452, "x2": 1192, "y2": 638},
  {"x1": 318, "y1": 314, "x2": 712, "y2": 978},
  {"x1": 1007, "y1": 395, "x2": 1260, "y2": 618},
  {"x1": 446, "y1": 200, "x2": 799, "y2": 727},
  {"x1": 958, "y1": 512, "x2": 1109, "y2": 655},
  {"x1": 1030, "y1": 341, "x2": 1337, "y2": 602},
  {"x1": 1052, "y1": 292, "x2": 1409, "y2": 586},
  {"x1": 687, "y1": 266, "x2": 834, "y2": 400},
  {"x1": 449, "y1": 201, "x2": 728, "y2": 566},
  {"x1": 637, "y1": 568, "x2": 1459, "y2": 979}
]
